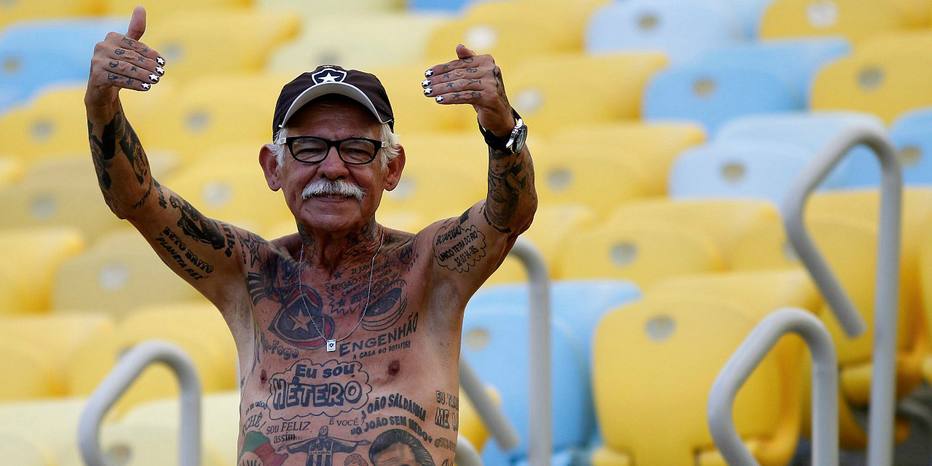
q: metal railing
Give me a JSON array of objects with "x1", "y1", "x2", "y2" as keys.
[
  {"x1": 782, "y1": 123, "x2": 902, "y2": 466},
  {"x1": 709, "y1": 308, "x2": 839, "y2": 466},
  {"x1": 78, "y1": 340, "x2": 202, "y2": 466}
]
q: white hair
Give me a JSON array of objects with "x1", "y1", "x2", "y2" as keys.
[{"x1": 268, "y1": 123, "x2": 401, "y2": 169}]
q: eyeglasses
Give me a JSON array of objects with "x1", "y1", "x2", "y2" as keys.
[{"x1": 283, "y1": 136, "x2": 386, "y2": 165}]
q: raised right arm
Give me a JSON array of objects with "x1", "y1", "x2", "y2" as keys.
[{"x1": 85, "y1": 7, "x2": 260, "y2": 308}]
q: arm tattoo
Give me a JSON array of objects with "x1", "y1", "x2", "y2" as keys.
[
  {"x1": 434, "y1": 209, "x2": 488, "y2": 273},
  {"x1": 88, "y1": 119, "x2": 118, "y2": 210},
  {"x1": 168, "y1": 192, "x2": 232, "y2": 254},
  {"x1": 88, "y1": 110, "x2": 155, "y2": 210},
  {"x1": 482, "y1": 147, "x2": 530, "y2": 233}
]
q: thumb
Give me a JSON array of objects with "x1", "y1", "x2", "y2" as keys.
[
  {"x1": 456, "y1": 43, "x2": 476, "y2": 59},
  {"x1": 126, "y1": 6, "x2": 146, "y2": 41}
]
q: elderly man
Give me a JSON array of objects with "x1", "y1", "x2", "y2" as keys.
[{"x1": 85, "y1": 6, "x2": 536, "y2": 466}]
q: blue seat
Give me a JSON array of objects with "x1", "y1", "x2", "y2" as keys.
[
  {"x1": 715, "y1": 111, "x2": 886, "y2": 188},
  {"x1": 699, "y1": 37, "x2": 850, "y2": 106},
  {"x1": 408, "y1": 0, "x2": 471, "y2": 12},
  {"x1": 586, "y1": 0, "x2": 744, "y2": 64},
  {"x1": 841, "y1": 108, "x2": 932, "y2": 187},
  {"x1": 460, "y1": 305, "x2": 596, "y2": 466},
  {"x1": 0, "y1": 18, "x2": 125, "y2": 112},
  {"x1": 642, "y1": 62, "x2": 797, "y2": 132},
  {"x1": 669, "y1": 140, "x2": 816, "y2": 203},
  {"x1": 732, "y1": 0, "x2": 775, "y2": 38}
]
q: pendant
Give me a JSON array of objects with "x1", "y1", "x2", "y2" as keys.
[{"x1": 326, "y1": 339, "x2": 336, "y2": 352}]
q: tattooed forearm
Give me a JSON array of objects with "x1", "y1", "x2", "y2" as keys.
[
  {"x1": 87, "y1": 109, "x2": 155, "y2": 214},
  {"x1": 155, "y1": 226, "x2": 214, "y2": 280},
  {"x1": 482, "y1": 148, "x2": 533, "y2": 234},
  {"x1": 89, "y1": 119, "x2": 118, "y2": 211}
]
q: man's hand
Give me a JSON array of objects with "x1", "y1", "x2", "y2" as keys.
[
  {"x1": 423, "y1": 44, "x2": 515, "y2": 137},
  {"x1": 85, "y1": 6, "x2": 165, "y2": 110}
]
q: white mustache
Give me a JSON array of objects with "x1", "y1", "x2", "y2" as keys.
[{"x1": 301, "y1": 179, "x2": 365, "y2": 201}]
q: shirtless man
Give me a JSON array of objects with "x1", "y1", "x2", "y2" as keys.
[{"x1": 85, "y1": 7, "x2": 536, "y2": 466}]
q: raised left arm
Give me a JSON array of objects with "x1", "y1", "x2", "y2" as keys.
[{"x1": 420, "y1": 45, "x2": 538, "y2": 297}]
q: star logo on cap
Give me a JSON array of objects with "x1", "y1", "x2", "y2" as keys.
[{"x1": 311, "y1": 67, "x2": 347, "y2": 84}]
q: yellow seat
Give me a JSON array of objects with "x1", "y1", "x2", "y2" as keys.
[
  {"x1": 0, "y1": 156, "x2": 24, "y2": 187},
  {"x1": 593, "y1": 300, "x2": 795, "y2": 466},
  {"x1": 134, "y1": 73, "x2": 290, "y2": 164},
  {"x1": 51, "y1": 229, "x2": 204, "y2": 318},
  {"x1": 607, "y1": 198, "x2": 781, "y2": 270},
  {"x1": 21, "y1": 150, "x2": 179, "y2": 190},
  {"x1": 166, "y1": 157, "x2": 292, "y2": 232},
  {"x1": 0, "y1": 397, "x2": 88, "y2": 461},
  {"x1": 760, "y1": 0, "x2": 911, "y2": 44},
  {"x1": 424, "y1": 1, "x2": 592, "y2": 71},
  {"x1": 0, "y1": 431, "x2": 47, "y2": 466},
  {"x1": 55, "y1": 422, "x2": 227, "y2": 466},
  {"x1": 558, "y1": 218, "x2": 724, "y2": 289},
  {"x1": 142, "y1": 11, "x2": 300, "y2": 82},
  {"x1": 545, "y1": 122, "x2": 706, "y2": 196},
  {"x1": 890, "y1": 0, "x2": 932, "y2": 26},
  {"x1": 500, "y1": 53, "x2": 668, "y2": 134},
  {"x1": 267, "y1": 13, "x2": 445, "y2": 71},
  {"x1": 532, "y1": 147, "x2": 650, "y2": 217},
  {"x1": 0, "y1": 83, "x2": 175, "y2": 161},
  {"x1": 0, "y1": 177, "x2": 125, "y2": 241},
  {"x1": 0, "y1": 227, "x2": 85, "y2": 313},
  {"x1": 859, "y1": 30, "x2": 932, "y2": 58},
  {"x1": 67, "y1": 304, "x2": 235, "y2": 416},
  {"x1": 104, "y1": 0, "x2": 250, "y2": 23},
  {"x1": 486, "y1": 204, "x2": 597, "y2": 284},
  {"x1": 732, "y1": 213, "x2": 925, "y2": 447},
  {"x1": 810, "y1": 53, "x2": 932, "y2": 124},
  {"x1": 0, "y1": 0, "x2": 99, "y2": 29},
  {"x1": 258, "y1": 0, "x2": 404, "y2": 15},
  {"x1": 0, "y1": 313, "x2": 113, "y2": 399}
]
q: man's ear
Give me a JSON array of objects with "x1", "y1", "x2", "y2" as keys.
[
  {"x1": 384, "y1": 145, "x2": 406, "y2": 191},
  {"x1": 259, "y1": 144, "x2": 283, "y2": 191}
]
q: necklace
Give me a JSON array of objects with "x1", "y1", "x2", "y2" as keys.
[{"x1": 297, "y1": 228, "x2": 383, "y2": 352}]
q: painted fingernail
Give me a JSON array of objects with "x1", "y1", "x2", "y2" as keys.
[
  {"x1": 149, "y1": 74, "x2": 159, "y2": 83},
  {"x1": 156, "y1": 56, "x2": 166, "y2": 66},
  {"x1": 423, "y1": 87, "x2": 432, "y2": 96},
  {"x1": 435, "y1": 96, "x2": 444, "y2": 103},
  {"x1": 421, "y1": 79, "x2": 430, "y2": 88},
  {"x1": 424, "y1": 69, "x2": 433, "y2": 77},
  {"x1": 142, "y1": 83, "x2": 151, "y2": 90},
  {"x1": 156, "y1": 66, "x2": 165, "y2": 75}
]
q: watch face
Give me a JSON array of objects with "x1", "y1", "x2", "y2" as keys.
[{"x1": 511, "y1": 124, "x2": 528, "y2": 153}]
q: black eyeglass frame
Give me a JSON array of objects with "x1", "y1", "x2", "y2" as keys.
[{"x1": 283, "y1": 136, "x2": 386, "y2": 165}]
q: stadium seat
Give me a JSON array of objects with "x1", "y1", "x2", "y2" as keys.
[
  {"x1": 166, "y1": 157, "x2": 292, "y2": 232},
  {"x1": 557, "y1": 217, "x2": 725, "y2": 289},
  {"x1": 841, "y1": 108, "x2": 932, "y2": 187},
  {"x1": 531, "y1": 145, "x2": 650, "y2": 217},
  {"x1": 593, "y1": 300, "x2": 796, "y2": 465},
  {"x1": 545, "y1": 122, "x2": 706, "y2": 196},
  {"x1": 0, "y1": 431, "x2": 46, "y2": 466},
  {"x1": 0, "y1": 175, "x2": 125, "y2": 241},
  {"x1": 487, "y1": 204, "x2": 597, "y2": 285},
  {"x1": 715, "y1": 111, "x2": 885, "y2": 188},
  {"x1": 730, "y1": 212, "x2": 926, "y2": 447},
  {"x1": 21, "y1": 151, "x2": 180, "y2": 190},
  {"x1": 105, "y1": 0, "x2": 250, "y2": 23},
  {"x1": 142, "y1": 10, "x2": 301, "y2": 83},
  {"x1": 267, "y1": 13, "x2": 447, "y2": 71},
  {"x1": 67, "y1": 303, "x2": 235, "y2": 417},
  {"x1": 260, "y1": 0, "x2": 403, "y2": 15},
  {"x1": 810, "y1": 53, "x2": 932, "y2": 124},
  {"x1": 858, "y1": 29, "x2": 932, "y2": 59},
  {"x1": 425, "y1": 0, "x2": 601, "y2": 70},
  {"x1": 0, "y1": 83, "x2": 177, "y2": 161},
  {"x1": 0, "y1": 18, "x2": 125, "y2": 111},
  {"x1": 51, "y1": 229, "x2": 204, "y2": 318},
  {"x1": 503, "y1": 53, "x2": 668, "y2": 134},
  {"x1": 55, "y1": 422, "x2": 227, "y2": 466},
  {"x1": 0, "y1": 0, "x2": 101, "y2": 29},
  {"x1": 643, "y1": 61, "x2": 798, "y2": 133},
  {"x1": 759, "y1": 0, "x2": 911, "y2": 44},
  {"x1": 366, "y1": 63, "x2": 476, "y2": 134},
  {"x1": 586, "y1": 0, "x2": 745, "y2": 64},
  {"x1": 606, "y1": 198, "x2": 780, "y2": 270},
  {"x1": 698, "y1": 38, "x2": 850, "y2": 106},
  {"x1": 0, "y1": 313, "x2": 113, "y2": 399},
  {"x1": 0, "y1": 156, "x2": 23, "y2": 187},
  {"x1": 0, "y1": 397, "x2": 88, "y2": 460},
  {"x1": 408, "y1": 0, "x2": 471, "y2": 12},
  {"x1": 461, "y1": 305, "x2": 593, "y2": 466},
  {"x1": 668, "y1": 140, "x2": 823, "y2": 203},
  {"x1": 729, "y1": 0, "x2": 776, "y2": 38},
  {"x1": 133, "y1": 73, "x2": 289, "y2": 163},
  {"x1": 0, "y1": 227, "x2": 85, "y2": 313}
]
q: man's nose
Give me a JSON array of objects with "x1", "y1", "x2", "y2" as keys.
[{"x1": 317, "y1": 146, "x2": 349, "y2": 179}]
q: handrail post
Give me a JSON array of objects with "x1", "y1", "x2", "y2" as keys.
[
  {"x1": 781, "y1": 124, "x2": 902, "y2": 466},
  {"x1": 708, "y1": 308, "x2": 838, "y2": 466},
  {"x1": 78, "y1": 340, "x2": 202, "y2": 466},
  {"x1": 455, "y1": 434, "x2": 485, "y2": 466},
  {"x1": 459, "y1": 357, "x2": 520, "y2": 450},
  {"x1": 509, "y1": 239, "x2": 552, "y2": 466}
]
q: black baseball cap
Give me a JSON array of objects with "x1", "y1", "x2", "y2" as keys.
[{"x1": 271, "y1": 65, "x2": 395, "y2": 139}]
